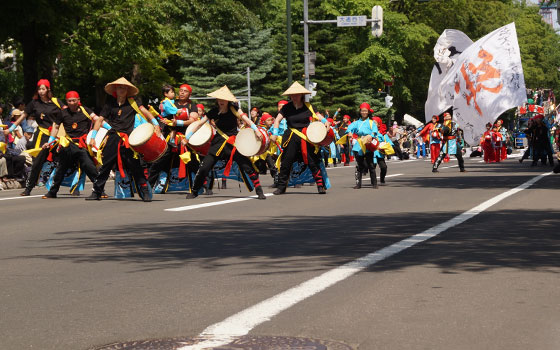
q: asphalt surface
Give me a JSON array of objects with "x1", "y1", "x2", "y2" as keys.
[{"x1": 1, "y1": 153, "x2": 559, "y2": 350}]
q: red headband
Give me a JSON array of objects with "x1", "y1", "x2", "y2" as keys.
[
  {"x1": 37, "y1": 79, "x2": 51, "y2": 89},
  {"x1": 260, "y1": 113, "x2": 274, "y2": 124},
  {"x1": 343, "y1": 114, "x2": 350, "y2": 120},
  {"x1": 65, "y1": 91, "x2": 80, "y2": 100},
  {"x1": 277, "y1": 100, "x2": 289, "y2": 107},
  {"x1": 196, "y1": 103, "x2": 205, "y2": 110},
  {"x1": 359, "y1": 102, "x2": 373, "y2": 113},
  {"x1": 432, "y1": 115, "x2": 439, "y2": 121},
  {"x1": 180, "y1": 84, "x2": 192, "y2": 93}
]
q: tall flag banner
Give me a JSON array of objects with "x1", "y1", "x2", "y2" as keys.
[
  {"x1": 425, "y1": 29, "x2": 473, "y2": 121},
  {"x1": 438, "y1": 23, "x2": 527, "y2": 146}
]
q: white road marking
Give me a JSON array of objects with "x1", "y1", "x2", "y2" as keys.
[
  {"x1": 0, "y1": 195, "x2": 43, "y2": 201},
  {"x1": 165, "y1": 193, "x2": 274, "y2": 212},
  {"x1": 362, "y1": 173, "x2": 403, "y2": 181},
  {"x1": 178, "y1": 172, "x2": 552, "y2": 350}
]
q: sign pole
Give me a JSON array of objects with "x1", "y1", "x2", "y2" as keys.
[
  {"x1": 287, "y1": 0, "x2": 293, "y2": 86},
  {"x1": 303, "y1": 0, "x2": 310, "y2": 101}
]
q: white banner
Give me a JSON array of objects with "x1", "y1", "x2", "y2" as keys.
[
  {"x1": 424, "y1": 29, "x2": 473, "y2": 121},
  {"x1": 438, "y1": 23, "x2": 527, "y2": 146}
]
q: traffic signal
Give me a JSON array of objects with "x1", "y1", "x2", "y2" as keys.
[
  {"x1": 309, "y1": 81, "x2": 318, "y2": 99},
  {"x1": 371, "y1": 5, "x2": 383, "y2": 38},
  {"x1": 385, "y1": 95, "x2": 393, "y2": 108}
]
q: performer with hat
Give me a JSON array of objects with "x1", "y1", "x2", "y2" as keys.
[
  {"x1": 269, "y1": 81, "x2": 330, "y2": 195},
  {"x1": 42, "y1": 91, "x2": 102, "y2": 198},
  {"x1": 181, "y1": 85, "x2": 266, "y2": 200},
  {"x1": 86, "y1": 77, "x2": 161, "y2": 201},
  {"x1": 432, "y1": 112, "x2": 466, "y2": 173},
  {"x1": 347, "y1": 102, "x2": 379, "y2": 189},
  {"x1": 8, "y1": 79, "x2": 64, "y2": 196}
]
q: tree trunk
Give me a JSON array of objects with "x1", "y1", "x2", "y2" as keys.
[{"x1": 21, "y1": 25, "x2": 39, "y2": 102}]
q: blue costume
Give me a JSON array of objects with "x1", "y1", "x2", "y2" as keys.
[{"x1": 347, "y1": 118, "x2": 381, "y2": 189}]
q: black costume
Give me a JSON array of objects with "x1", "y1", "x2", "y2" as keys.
[
  {"x1": 45, "y1": 106, "x2": 98, "y2": 197},
  {"x1": 22, "y1": 98, "x2": 63, "y2": 195},
  {"x1": 274, "y1": 102, "x2": 325, "y2": 194},
  {"x1": 188, "y1": 104, "x2": 263, "y2": 198},
  {"x1": 88, "y1": 97, "x2": 150, "y2": 200}
]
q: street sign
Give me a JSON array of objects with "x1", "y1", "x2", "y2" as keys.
[
  {"x1": 337, "y1": 16, "x2": 367, "y2": 27},
  {"x1": 371, "y1": 5, "x2": 383, "y2": 37}
]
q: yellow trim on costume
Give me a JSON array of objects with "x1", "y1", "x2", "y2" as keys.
[
  {"x1": 35, "y1": 126, "x2": 51, "y2": 149},
  {"x1": 128, "y1": 98, "x2": 148, "y2": 123},
  {"x1": 215, "y1": 127, "x2": 231, "y2": 157}
]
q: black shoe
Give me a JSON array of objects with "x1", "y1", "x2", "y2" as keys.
[
  {"x1": 140, "y1": 188, "x2": 152, "y2": 202},
  {"x1": 42, "y1": 192, "x2": 57, "y2": 199},
  {"x1": 71, "y1": 190, "x2": 80, "y2": 197},
  {"x1": 186, "y1": 192, "x2": 198, "y2": 199},
  {"x1": 255, "y1": 186, "x2": 266, "y2": 200},
  {"x1": 205, "y1": 188, "x2": 213, "y2": 195},
  {"x1": 20, "y1": 189, "x2": 31, "y2": 196},
  {"x1": 269, "y1": 183, "x2": 278, "y2": 188},
  {"x1": 380, "y1": 179, "x2": 385, "y2": 184},
  {"x1": 273, "y1": 188, "x2": 286, "y2": 195},
  {"x1": 85, "y1": 192, "x2": 101, "y2": 201},
  {"x1": 460, "y1": 169, "x2": 467, "y2": 172},
  {"x1": 317, "y1": 186, "x2": 327, "y2": 194},
  {"x1": 353, "y1": 185, "x2": 361, "y2": 189},
  {"x1": 432, "y1": 169, "x2": 439, "y2": 173},
  {"x1": 518, "y1": 159, "x2": 523, "y2": 163},
  {"x1": 372, "y1": 184, "x2": 378, "y2": 189}
]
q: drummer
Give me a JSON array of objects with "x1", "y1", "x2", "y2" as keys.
[
  {"x1": 8, "y1": 79, "x2": 64, "y2": 196},
  {"x1": 181, "y1": 85, "x2": 266, "y2": 200},
  {"x1": 148, "y1": 83, "x2": 199, "y2": 189},
  {"x1": 86, "y1": 77, "x2": 161, "y2": 201},
  {"x1": 42, "y1": 91, "x2": 101, "y2": 198},
  {"x1": 347, "y1": 102, "x2": 379, "y2": 189},
  {"x1": 269, "y1": 82, "x2": 329, "y2": 195}
]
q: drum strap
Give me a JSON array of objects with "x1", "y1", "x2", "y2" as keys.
[
  {"x1": 116, "y1": 132, "x2": 139, "y2": 178},
  {"x1": 215, "y1": 127, "x2": 237, "y2": 177},
  {"x1": 288, "y1": 128, "x2": 319, "y2": 165},
  {"x1": 128, "y1": 98, "x2": 149, "y2": 123}
]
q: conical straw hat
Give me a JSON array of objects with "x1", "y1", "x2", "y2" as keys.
[
  {"x1": 282, "y1": 81, "x2": 311, "y2": 95},
  {"x1": 207, "y1": 85, "x2": 238, "y2": 102},
  {"x1": 104, "y1": 77, "x2": 139, "y2": 97}
]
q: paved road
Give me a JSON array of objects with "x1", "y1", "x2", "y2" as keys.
[{"x1": 1, "y1": 154, "x2": 559, "y2": 350}]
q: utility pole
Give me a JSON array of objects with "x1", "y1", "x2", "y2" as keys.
[
  {"x1": 303, "y1": 0, "x2": 310, "y2": 101},
  {"x1": 247, "y1": 67, "x2": 251, "y2": 111},
  {"x1": 287, "y1": 0, "x2": 292, "y2": 86}
]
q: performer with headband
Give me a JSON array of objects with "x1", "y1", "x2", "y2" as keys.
[
  {"x1": 269, "y1": 82, "x2": 330, "y2": 195},
  {"x1": 347, "y1": 102, "x2": 379, "y2": 189},
  {"x1": 181, "y1": 85, "x2": 266, "y2": 200},
  {"x1": 86, "y1": 77, "x2": 161, "y2": 201},
  {"x1": 8, "y1": 79, "x2": 64, "y2": 196},
  {"x1": 148, "y1": 83, "x2": 199, "y2": 190},
  {"x1": 42, "y1": 91, "x2": 104, "y2": 198},
  {"x1": 418, "y1": 115, "x2": 443, "y2": 164}
]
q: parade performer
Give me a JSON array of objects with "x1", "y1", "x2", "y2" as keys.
[
  {"x1": 347, "y1": 102, "x2": 379, "y2": 189},
  {"x1": 86, "y1": 77, "x2": 161, "y2": 201},
  {"x1": 181, "y1": 85, "x2": 266, "y2": 200},
  {"x1": 480, "y1": 122, "x2": 495, "y2": 163},
  {"x1": 418, "y1": 115, "x2": 442, "y2": 164},
  {"x1": 530, "y1": 114, "x2": 554, "y2": 167},
  {"x1": 432, "y1": 112, "x2": 466, "y2": 172},
  {"x1": 42, "y1": 91, "x2": 102, "y2": 198},
  {"x1": 371, "y1": 116, "x2": 390, "y2": 184},
  {"x1": 492, "y1": 121, "x2": 504, "y2": 163},
  {"x1": 148, "y1": 83, "x2": 200, "y2": 192},
  {"x1": 337, "y1": 114, "x2": 352, "y2": 165},
  {"x1": 253, "y1": 112, "x2": 278, "y2": 181},
  {"x1": 269, "y1": 82, "x2": 329, "y2": 195},
  {"x1": 495, "y1": 119, "x2": 508, "y2": 161},
  {"x1": 8, "y1": 79, "x2": 64, "y2": 196}
]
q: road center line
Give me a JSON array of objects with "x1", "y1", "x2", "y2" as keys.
[
  {"x1": 178, "y1": 171, "x2": 551, "y2": 350},
  {"x1": 0, "y1": 195, "x2": 43, "y2": 201},
  {"x1": 165, "y1": 193, "x2": 274, "y2": 212}
]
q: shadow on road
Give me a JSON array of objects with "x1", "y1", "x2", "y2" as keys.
[{"x1": 7, "y1": 207, "x2": 559, "y2": 275}]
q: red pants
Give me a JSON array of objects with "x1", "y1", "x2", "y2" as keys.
[
  {"x1": 493, "y1": 147, "x2": 502, "y2": 162},
  {"x1": 482, "y1": 142, "x2": 494, "y2": 163},
  {"x1": 430, "y1": 143, "x2": 441, "y2": 164}
]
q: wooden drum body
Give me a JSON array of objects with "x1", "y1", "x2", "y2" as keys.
[
  {"x1": 306, "y1": 121, "x2": 335, "y2": 147},
  {"x1": 235, "y1": 127, "x2": 270, "y2": 157},
  {"x1": 129, "y1": 123, "x2": 168, "y2": 163},
  {"x1": 187, "y1": 122, "x2": 214, "y2": 156}
]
